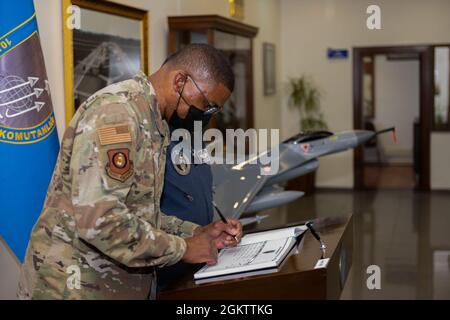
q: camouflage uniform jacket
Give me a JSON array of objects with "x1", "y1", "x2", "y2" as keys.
[{"x1": 18, "y1": 71, "x2": 199, "y2": 299}]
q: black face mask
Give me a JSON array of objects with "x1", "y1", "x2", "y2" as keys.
[
  {"x1": 168, "y1": 104, "x2": 212, "y2": 133},
  {"x1": 168, "y1": 77, "x2": 213, "y2": 132}
]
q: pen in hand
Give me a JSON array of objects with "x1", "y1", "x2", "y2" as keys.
[{"x1": 212, "y1": 202, "x2": 239, "y2": 242}]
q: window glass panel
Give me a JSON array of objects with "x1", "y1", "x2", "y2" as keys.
[{"x1": 434, "y1": 47, "x2": 449, "y2": 127}]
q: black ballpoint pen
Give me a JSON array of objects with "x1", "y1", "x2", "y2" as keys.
[
  {"x1": 212, "y1": 201, "x2": 228, "y2": 224},
  {"x1": 213, "y1": 202, "x2": 239, "y2": 242},
  {"x1": 306, "y1": 221, "x2": 327, "y2": 258}
]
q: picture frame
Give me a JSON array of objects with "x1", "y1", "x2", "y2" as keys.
[
  {"x1": 62, "y1": 0, "x2": 148, "y2": 124},
  {"x1": 229, "y1": 0, "x2": 245, "y2": 21},
  {"x1": 263, "y1": 42, "x2": 276, "y2": 96}
]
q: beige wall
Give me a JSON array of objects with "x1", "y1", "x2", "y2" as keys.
[{"x1": 280, "y1": 0, "x2": 450, "y2": 188}]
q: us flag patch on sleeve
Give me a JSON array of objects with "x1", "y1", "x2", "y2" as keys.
[{"x1": 97, "y1": 125, "x2": 132, "y2": 146}]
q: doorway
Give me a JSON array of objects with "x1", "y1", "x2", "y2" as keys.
[{"x1": 353, "y1": 46, "x2": 433, "y2": 190}]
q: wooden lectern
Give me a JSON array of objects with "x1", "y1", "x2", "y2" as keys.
[{"x1": 159, "y1": 215, "x2": 353, "y2": 300}]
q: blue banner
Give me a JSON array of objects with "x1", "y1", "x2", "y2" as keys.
[{"x1": 0, "y1": 1, "x2": 59, "y2": 261}]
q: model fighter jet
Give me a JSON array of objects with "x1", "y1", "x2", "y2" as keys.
[{"x1": 212, "y1": 127, "x2": 396, "y2": 224}]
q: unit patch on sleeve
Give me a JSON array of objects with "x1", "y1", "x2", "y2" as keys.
[{"x1": 106, "y1": 148, "x2": 134, "y2": 182}]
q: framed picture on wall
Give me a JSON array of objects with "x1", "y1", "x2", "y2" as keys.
[
  {"x1": 229, "y1": 0, "x2": 245, "y2": 21},
  {"x1": 263, "y1": 42, "x2": 276, "y2": 96},
  {"x1": 62, "y1": 0, "x2": 148, "y2": 124}
]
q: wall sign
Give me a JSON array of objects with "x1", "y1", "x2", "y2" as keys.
[{"x1": 327, "y1": 48, "x2": 349, "y2": 60}]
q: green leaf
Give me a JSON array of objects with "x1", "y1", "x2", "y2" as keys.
[{"x1": 289, "y1": 74, "x2": 327, "y2": 131}]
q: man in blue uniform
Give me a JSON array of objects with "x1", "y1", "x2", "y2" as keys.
[
  {"x1": 157, "y1": 133, "x2": 215, "y2": 290},
  {"x1": 157, "y1": 45, "x2": 234, "y2": 290}
]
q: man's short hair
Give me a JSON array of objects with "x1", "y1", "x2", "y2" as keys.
[{"x1": 163, "y1": 44, "x2": 235, "y2": 92}]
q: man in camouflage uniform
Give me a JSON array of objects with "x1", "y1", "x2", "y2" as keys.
[{"x1": 18, "y1": 44, "x2": 241, "y2": 299}]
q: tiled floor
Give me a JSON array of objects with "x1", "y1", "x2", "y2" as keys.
[
  {"x1": 363, "y1": 165, "x2": 416, "y2": 189},
  {"x1": 250, "y1": 189, "x2": 450, "y2": 299}
]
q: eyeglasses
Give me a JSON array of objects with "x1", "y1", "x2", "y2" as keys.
[{"x1": 179, "y1": 75, "x2": 222, "y2": 116}]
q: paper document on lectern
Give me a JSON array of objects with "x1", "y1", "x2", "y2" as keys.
[{"x1": 194, "y1": 225, "x2": 307, "y2": 282}]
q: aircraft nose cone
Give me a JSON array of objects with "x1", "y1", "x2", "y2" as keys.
[{"x1": 354, "y1": 130, "x2": 376, "y2": 145}]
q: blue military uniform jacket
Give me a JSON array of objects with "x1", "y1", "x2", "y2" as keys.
[
  {"x1": 161, "y1": 141, "x2": 214, "y2": 226},
  {"x1": 157, "y1": 133, "x2": 214, "y2": 290}
]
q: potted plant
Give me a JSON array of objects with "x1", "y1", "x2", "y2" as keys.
[{"x1": 286, "y1": 75, "x2": 328, "y2": 194}]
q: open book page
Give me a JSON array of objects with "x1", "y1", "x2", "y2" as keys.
[
  {"x1": 194, "y1": 224, "x2": 307, "y2": 280},
  {"x1": 239, "y1": 225, "x2": 307, "y2": 245}
]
